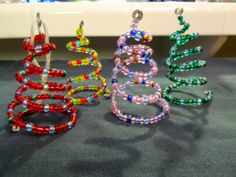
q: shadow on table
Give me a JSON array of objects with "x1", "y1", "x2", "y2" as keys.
[
  {"x1": 67, "y1": 91, "x2": 212, "y2": 177},
  {"x1": 67, "y1": 104, "x2": 161, "y2": 177},
  {"x1": 153, "y1": 97, "x2": 212, "y2": 177},
  {"x1": 0, "y1": 113, "x2": 65, "y2": 177},
  {"x1": 67, "y1": 136, "x2": 141, "y2": 177}
]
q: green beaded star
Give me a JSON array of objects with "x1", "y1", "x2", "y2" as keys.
[{"x1": 162, "y1": 8, "x2": 213, "y2": 106}]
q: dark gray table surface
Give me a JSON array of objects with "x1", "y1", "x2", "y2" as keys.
[{"x1": 0, "y1": 58, "x2": 235, "y2": 177}]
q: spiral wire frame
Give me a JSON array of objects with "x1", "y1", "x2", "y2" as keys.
[
  {"x1": 6, "y1": 13, "x2": 77, "y2": 134},
  {"x1": 66, "y1": 21, "x2": 110, "y2": 105},
  {"x1": 162, "y1": 8, "x2": 213, "y2": 105},
  {"x1": 111, "y1": 10, "x2": 170, "y2": 125}
]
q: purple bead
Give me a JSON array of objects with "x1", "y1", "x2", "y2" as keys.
[
  {"x1": 119, "y1": 43, "x2": 126, "y2": 49},
  {"x1": 130, "y1": 30, "x2": 137, "y2": 36},
  {"x1": 112, "y1": 79, "x2": 118, "y2": 84},
  {"x1": 127, "y1": 95, "x2": 132, "y2": 103}
]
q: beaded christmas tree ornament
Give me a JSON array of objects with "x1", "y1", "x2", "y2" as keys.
[
  {"x1": 111, "y1": 10, "x2": 170, "y2": 125},
  {"x1": 7, "y1": 13, "x2": 78, "y2": 135},
  {"x1": 66, "y1": 21, "x2": 110, "y2": 105},
  {"x1": 162, "y1": 8, "x2": 213, "y2": 106}
]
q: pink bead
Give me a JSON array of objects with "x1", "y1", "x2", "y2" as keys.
[
  {"x1": 134, "y1": 72, "x2": 139, "y2": 78},
  {"x1": 111, "y1": 18, "x2": 170, "y2": 125},
  {"x1": 112, "y1": 83, "x2": 118, "y2": 89},
  {"x1": 136, "y1": 97, "x2": 142, "y2": 104},
  {"x1": 113, "y1": 68, "x2": 119, "y2": 73},
  {"x1": 132, "y1": 96, "x2": 137, "y2": 103},
  {"x1": 111, "y1": 103, "x2": 116, "y2": 111},
  {"x1": 114, "y1": 58, "x2": 120, "y2": 65},
  {"x1": 131, "y1": 117, "x2": 136, "y2": 123},
  {"x1": 151, "y1": 67, "x2": 158, "y2": 75}
]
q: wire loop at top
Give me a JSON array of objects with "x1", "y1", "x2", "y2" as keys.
[
  {"x1": 132, "y1": 10, "x2": 143, "y2": 21},
  {"x1": 80, "y1": 20, "x2": 84, "y2": 29},
  {"x1": 175, "y1": 7, "x2": 184, "y2": 16}
]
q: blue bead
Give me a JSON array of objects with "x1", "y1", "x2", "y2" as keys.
[
  {"x1": 89, "y1": 74, "x2": 93, "y2": 79},
  {"x1": 16, "y1": 90, "x2": 21, "y2": 95},
  {"x1": 127, "y1": 117, "x2": 131, "y2": 123},
  {"x1": 24, "y1": 62, "x2": 30, "y2": 69},
  {"x1": 26, "y1": 124, "x2": 32, "y2": 132},
  {"x1": 142, "y1": 80, "x2": 145, "y2": 85},
  {"x1": 146, "y1": 51, "x2": 150, "y2": 57},
  {"x1": 130, "y1": 30, "x2": 137, "y2": 36},
  {"x1": 134, "y1": 36, "x2": 140, "y2": 41},
  {"x1": 128, "y1": 72, "x2": 134, "y2": 78},
  {"x1": 22, "y1": 100, "x2": 28, "y2": 108},
  {"x1": 127, "y1": 95, "x2": 132, "y2": 103},
  {"x1": 76, "y1": 41, "x2": 80, "y2": 47},
  {"x1": 43, "y1": 68, "x2": 49, "y2": 76},
  {"x1": 117, "y1": 65, "x2": 121, "y2": 69},
  {"x1": 49, "y1": 127, "x2": 55, "y2": 134},
  {"x1": 23, "y1": 78, "x2": 28, "y2": 85},
  {"x1": 119, "y1": 43, "x2": 125, "y2": 49},
  {"x1": 144, "y1": 119, "x2": 149, "y2": 125},
  {"x1": 67, "y1": 121, "x2": 73, "y2": 129},
  {"x1": 44, "y1": 104, "x2": 50, "y2": 112},
  {"x1": 141, "y1": 51, "x2": 146, "y2": 57},
  {"x1": 157, "y1": 115, "x2": 162, "y2": 121},
  {"x1": 163, "y1": 110, "x2": 168, "y2": 116},
  {"x1": 35, "y1": 45, "x2": 42, "y2": 53},
  {"x1": 136, "y1": 118, "x2": 140, "y2": 124},
  {"x1": 112, "y1": 79, "x2": 118, "y2": 84},
  {"x1": 23, "y1": 38, "x2": 28, "y2": 42},
  {"x1": 145, "y1": 58, "x2": 150, "y2": 64}
]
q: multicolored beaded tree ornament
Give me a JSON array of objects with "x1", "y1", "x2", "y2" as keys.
[
  {"x1": 111, "y1": 10, "x2": 170, "y2": 125},
  {"x1": 163, "y1": 8, "x2": 213, "y2": 105},
  {"x1": 66, "y1": 21, "x2": 110, "y2": 105},
  {"x1": 7, "y1": 13, "x2": 78, "y2": 135}
]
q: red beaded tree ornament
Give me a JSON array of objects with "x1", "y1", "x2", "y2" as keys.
[{"x1": 7, "y1": 13, "x2": 78, "y2": 135}]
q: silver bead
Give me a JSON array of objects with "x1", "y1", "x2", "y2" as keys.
[
  {"x1": 44, "y1": 104, "x2": 50, "y2": 112},
  {"x1": 63, "y1": 104, "x2": 67, "y2": 111},
  {"x1": 22, "y1": 78, "x2": 28, "y2": 85},
  {"x1": 24, "y1": 62, "x2": 30, "y2": 68},
  {"x1": 22, "y1": 100, "x2": 28, "y2": 108},
  {"x1": 11, "y1": 125, "x2": 20, "y2": 132},
  {"x1": 43, "y1": 84, "x2": 49, "y2": 91},
  {"x1": 26, "y1": 123, "x2": 32, "y2": 132},
  {"x1": 49, "y1": 126, "x2": 55, "y2": 134},
  {"x1": 67, "y1": 121, "x2": 73, "y2": 129},
  {"x1": 43, "y1": 68, "x2": 49, "y2": 77},
  {"x1": 8, "y1": 108, "x2": 13, "y2": 113}
]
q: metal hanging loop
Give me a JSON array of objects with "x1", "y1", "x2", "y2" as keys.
[
  {"x1": 80, "y1": 20, "x2": 84, "y2": 29},
  {"x1": 175, "y1": 7, "x2": 184, "y2": 16},
  {"x1": 132, "y1": 9, "x2": 143, "y2": 21},
  {"x1": 30, "y1": 12, "x2": 51, "y2": 85},
  {"x1": 36, "y1": 12, "x2": 42, "y2": 34}
]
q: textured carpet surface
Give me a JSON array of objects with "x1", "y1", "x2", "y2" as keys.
[{"x1": 0, "y1": 58, "x2": 235, "y2": 177}]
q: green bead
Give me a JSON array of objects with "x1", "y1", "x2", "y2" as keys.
[{"x1": 163, "y1": 13, "x2": 213, "y2": 106}]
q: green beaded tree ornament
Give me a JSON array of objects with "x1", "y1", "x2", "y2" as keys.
[{"x1": 163, "y1": 7, "x2": 213, "y2": 105}]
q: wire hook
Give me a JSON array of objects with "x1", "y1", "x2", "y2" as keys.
[
  {"x1": 36, "y1": 12, "x2": 42, "y2": 34},
  {"x1": 80, "y1": 20, "x2": 84, "y2": 29},
  {"x1": 132, "y1": 9, "x2": 143, "y2": 21},
  {"x1": 175, "y1": 7, "x2": 184, "y2": 16}
]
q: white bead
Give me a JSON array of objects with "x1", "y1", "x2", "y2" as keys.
[
  {"x1": 43, "y1": 84, "x2": 49, "y2": 91},
  {"x1": 11, "y1": 125, "x2": 20, "y2": 132}
]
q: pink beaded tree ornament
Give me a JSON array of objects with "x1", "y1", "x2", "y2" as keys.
[{"x1": 111, "y1": 10, "x2": 170, "y2": 125}]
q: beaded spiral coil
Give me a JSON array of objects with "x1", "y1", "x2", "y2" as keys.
[
  {"x1": 111, "y1": 10, "x2": 170, "y2": 125},
  {"x1": 66, "y1": 21, "x2": 110, "y2": 105},
  {"x1": 7, "y1": 17, "x2": 77, "y2": 134},
  {"x1": 162, "y1": 8, "x2": 213, "y2": 105}
]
